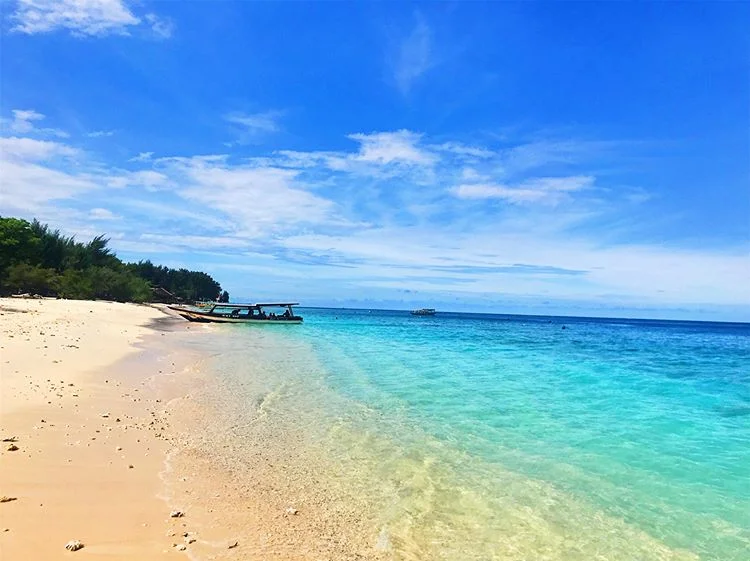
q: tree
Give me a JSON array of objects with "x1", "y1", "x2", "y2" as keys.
[
  {"x1": 219, "y1": 290, "x2": 229, "y2": 303},
  {"x1": 5, "y1": 263, "x2": 59, "y2": 296},
  {"x1": 0, "y1": 217, "x2": 40, "y2": 273},
  {"x1": 0, "y1": 216, "x2": 226, "y2": 304}
]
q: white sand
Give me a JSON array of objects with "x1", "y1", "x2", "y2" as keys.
[{"x1": 0, "y1": 298, "x2": 184, "y2": 559}]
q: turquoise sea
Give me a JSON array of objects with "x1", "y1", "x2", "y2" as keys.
[{"x1": 185, "y1": 309, "x2": 750, "y2": 560}]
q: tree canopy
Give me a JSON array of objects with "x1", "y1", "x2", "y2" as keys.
[{"x1": 0, "y1": 217, "x2": 226, "y2": 303}]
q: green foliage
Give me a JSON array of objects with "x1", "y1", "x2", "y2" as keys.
[
  {"x1": 0, "y1": 216, "x2": 224, "y2": 304},
  {"x1": 127, "y1": 260, "x2": 223, "y2": 301},
  {"x1": 88, "y1": 267, "x2": 151, "y2": 302},
  {"x1": 58, "y1": 269, "x2": 94, "y2": 300},
  {"x1": 5, "y1": 263, "x2": 59, "y2": 296},
  {"x1": 0, "y1": 218, "x2": 41, "y2": 273}
]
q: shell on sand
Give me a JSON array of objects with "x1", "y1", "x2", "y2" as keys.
[
  {"x1": 64, "y1": 540, "x2": 84, "y2": 551},
  {"x1": 169, "y1": 510, "x2": 184, "y2": 518},
  {"x1": 6, "y1": 444, "x2": 19, "y2": 452}
]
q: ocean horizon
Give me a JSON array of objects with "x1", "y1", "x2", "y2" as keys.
[
  {"x1": 174, "y1": 307, "x2": 750, "y2": 560},
  {"x1": 297, "y1": 306, "x2": 750, "y2": 327}
]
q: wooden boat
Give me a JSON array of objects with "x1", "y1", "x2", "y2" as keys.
[
  {"x1": 168, "y1": 302, "x2": 303, "y2": 324},
  {"x1": 411, "y1": 308, "x2": 436, "y2": 316}
]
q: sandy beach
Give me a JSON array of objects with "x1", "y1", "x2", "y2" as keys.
[
  {"x1": 0, "y1": 298, "x2": 194, "y2": 559},
  {"x1": 0, "y1": 298, "x2": 383, "y2": 561}
]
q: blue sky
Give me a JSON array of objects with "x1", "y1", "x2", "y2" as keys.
[{"x1": 1, "y1": 1, "x2": 748, "y2": 320}]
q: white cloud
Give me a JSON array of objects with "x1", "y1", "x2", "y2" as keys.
[
  {"x1": 160, "y1": 156, "x2": 338, "y2": 238},
  {"x1": 144, "y1": 13, "x2": 173, "y2": 39},
  {"x1": 0, "y1": 159, "x2": 98, "y2": 213},
  {"x1": 2, "y1": 121, "x2": 744, "y2": 315},
  {"x1": 0, "y1": 136, "x2": 79, "y2": 161},
  {"x1": 129, "y1": 151, "x2": 154, "y2": 162},
  {"x1": 106, "y1": 169, "x2": 170, "y2": 190},
  {"x1": 435, "y1": 142, "x2": 495, "y2": 159},
  {"x1": 10, "y1": 0, "x2": 171, "y2": 38},
  {"x1": 391, "y1": 16, "x2": 434, "y2": 95},
  {"x1": 278, "y1": 229, "x2": 750, "y2": 306},
  {"x1": 460, "y1": 168, "x2": 487, "y2": 181},
  {"x1": 87, "y1": 130, "x2": 115, "y2": 138},
  {"x1": 1, "y1": 109, "x2": 69, "y2": 138},
  {"x1": 224, "y1": 111, "x2": 284, "y2": 143},
  {"x1": 452, "y1": 176, "x2": 594, "y2": 204},
  {"x1": 274, "y1": 130, "x2": 436, "y2": 179},
  {"x1": 89, "y1": 207, "x2": 118, "y2": 220},
  {"x1": 348, "y1": 130, "x2": 436, "y2": 166},
  {"x1": 502, "y1": 140, "x2": 620, "y2": 174}
]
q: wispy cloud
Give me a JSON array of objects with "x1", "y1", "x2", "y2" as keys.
[
  {"x1": 89, "y1": 207, "x2": 119, "y2": 220},
  {"x1": 276, "y1": 129, "x2": 436, "y2": 178},
  {"x1": 10, "y1": 0, "x2": 172, "y2": 38},
  {"x1": 224, "y1": 110, "x2": 284, "y2": 144},
  {"x1": 1, "y1": 109, "x2": 69, "y2": 138},
  {"x1": 0, "y1": 135, "x2": 97, "y2": 213},
  {"x1": 106, "y1": 170, "x2": 170, "y2": 190},
  {"x1": 144, "y1": 13, "x2": 173, "y2": 39},
  {"x1": 434, "y1": 142, "x2": 495, "y2": 159},
  {"x1": 0, "y1": 136, "x2": 79, "y2": 160},
  {"x1": 390, "y1": 14, "x2": 434, "y2": 95},
  {"x1": 2, "y1": 106, "x2": 746, "y2": 316},
  {"x1": 451, "y1": 176, "x2": 594, "y2": 204},
  {"x1": 129, "y1": 151, "x2": 154, "y2": 162},
  {"x1": 348, "y1": 130, "x2": 436, "y2": 166},
  {"x1": 159, "y1": 155, "x2": 338, "y2": 238},
  {"x1": 87, "y1": 130, "x2": 115, "y2": 138}
]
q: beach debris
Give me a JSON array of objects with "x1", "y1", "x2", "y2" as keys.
[
  {"x1": 101, "y1": 413, "x2": 109, "y2": 418},
  {"x1": 0, "y1": 496, "x2": 18, "y2": 503},
  {"x1": 285, "y1": 507, "x2": 299, "y2": 515},
  {"x1": 227, "y1": 540, "x2": 239, "y2": 549},
  {"x1": 169, "y1": 510, "x2": 184, "y2": 518},
  {"x1": 64, "y1": 539, "x2": 84, "y2": 551},
  {"x1": 1, "y1": 436, "x2": 18, "y2": 442},
  {"x1": 6, "y1": 444, "x2": 19, "y2": 452},
  {"x1": 128, "y1": 464, "x2": 134, "y2": 469},
  {"x1": 174, "y1": 544, "x2": 187, "y2": 551},
  {"x1": 186, "y1": 537, "x2": 196, "y2": 544},
  {"x1": 116, "y1": 446, "x2": 122, "y2": 451}
]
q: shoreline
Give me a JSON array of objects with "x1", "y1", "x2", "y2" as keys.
[
  {"x1": 0, "y1": 298, "x2": 204, "y2": 559},
  {"x1": 0, "y1": 298, "x2": 384, "y2": 560},
  {"x1": 2, "y1": 299, "x2": 743, "y2": 559}
]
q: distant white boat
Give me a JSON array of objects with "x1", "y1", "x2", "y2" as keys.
[{"x1": 411, "y1": 308, "x2": 436, "y2": 316}]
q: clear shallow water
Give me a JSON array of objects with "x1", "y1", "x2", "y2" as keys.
[{"x1": 189, "y1": 309, "x2": 750, "y2": 560}]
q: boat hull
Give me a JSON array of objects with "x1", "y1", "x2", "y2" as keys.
[{"x1": 169, "y1": 307, "x2": 303, "y2": 324}]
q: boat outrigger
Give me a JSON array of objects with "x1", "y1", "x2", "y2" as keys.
[{"x1": 168, "y1": 302, "x2": 303, "y2": 324}]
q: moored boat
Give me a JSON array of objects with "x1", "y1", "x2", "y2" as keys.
[
  {"x1": 168, "y1": 302, "x2": 303, "y2": 324},
  {"x1": 411, "y1": 308, "x2": 436, "y2": 316}
]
